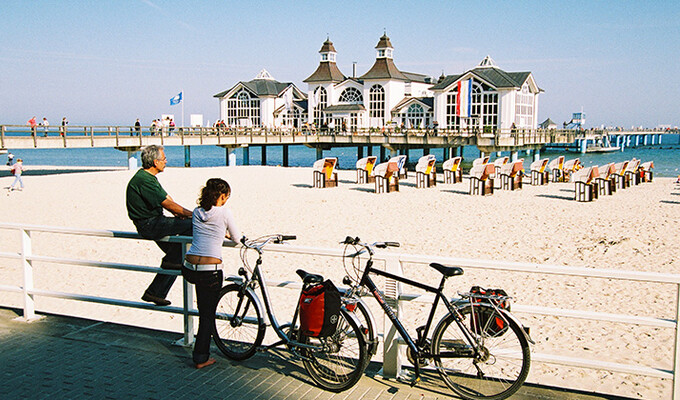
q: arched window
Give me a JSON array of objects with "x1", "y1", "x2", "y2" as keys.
[
  {"x1": 339, "y1": 87, "x2": 363, "y2": 104},
  {"x1": 515, "y1": 83, "x2": 534, "y2": 127},
  {"x1": 226, "y1": 89, "x2": 261, "y2": 127},
  {"x1": 369, "y1": 85, "x2": 385, "y2": 125},
  {"x1": 313, "y1": 86, "x2": 327, "y2": 126},
  {"x1": 406, "y1": 104, "x2": 424, "y2": 129},
  {"x1": 445, "y1": 80, "x2": 497, "y2": 130}
]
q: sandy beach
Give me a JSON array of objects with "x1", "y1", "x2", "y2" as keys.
[{"x1": 1, "y1": 165, "x2": 679, "y2": 399}]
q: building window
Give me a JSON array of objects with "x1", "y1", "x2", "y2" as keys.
[
  {"x1": 284, "y1": 107, "x2": 301, "y2": 128},
  {"x1": 369, "y1": 84, "x2": 385, "y2": 125},
  {"x1": 377, "y1": 49, "x2": 385, "y2": 58},
  {"x1": 445, "y1": 80, "x2": 498, "y2": 131},
  {"x1": 339, "y1": 87, "x2": 363, "y2": 104},
  {"x1": 321, "y1": 54, "x2": 328, "y2": 61},
  {"x1": 514, "y1": 83, "x2": 534, "y2": 128},
  {"x1": 406, "y1": 103, "x2": 424, "y2": 129},
  {"x1": 227, "y1": 89, "x2": 260, "y2": 127},
  {"x1": 314, "y1": 86, "x2": 327, "y2": 126}
]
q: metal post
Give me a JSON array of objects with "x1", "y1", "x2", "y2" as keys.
[
  {"x1": 184, "y1": 145, "x2": 190, "y2": 167},
  {"x1": 243, "y1": 145, "x2": 250, "y2": 165},
  {"x1": 673, "y1": 283, "x2": 680, "y2": 399},
  {"x1": 261, "y1": 145, "x2": 267, "y2": 166},
  {"x1": 20, "y1": 229, "x2": 37, "y2": 321},
  {"x1": 357, "y1": 146, "x2": 364, "y2": 159},
  {"x1": 181, "y1": 242, "x2": 195, "y2": 346},
  {"x1": 283, "y1": 145, "x2": 289, "y2": 167},
  {"x1": 381, "y1": 256, "x2": 403, "y2": 379},
  {"x1": 1, "y1": 125, "x2": 5, "y2": 149},
  {"x1": 316, "y1": 147, "x2": 323, "y2": 160}
]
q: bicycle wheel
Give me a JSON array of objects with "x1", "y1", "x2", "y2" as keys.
[
  {"x1": 300, "y1": 308, "x2": 368, "y2": 392},
  {"x1": 213, "y1": 284, "x2": 265, "y2": 361},
  {"x1": 347, "y1": 297, "x2": 378, "y2": 361},
  {"x1": 431, "y1": 304, "x2": 530, "y2": 400}
]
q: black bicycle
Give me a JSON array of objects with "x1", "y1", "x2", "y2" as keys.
[
  {"x1": 211, "y1": 234, "x2": 368, "y2": 392},
  {"x1": 341, "y1": 236, "x2": 533, "y2": 400}
]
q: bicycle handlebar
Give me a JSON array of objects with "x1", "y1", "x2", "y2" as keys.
[
  {"x1": 341, "y1": 236, "x2": 400, "y2": 251},
  {"x1": 241, "y1": 234, "x2": 296, "y2": 251}
]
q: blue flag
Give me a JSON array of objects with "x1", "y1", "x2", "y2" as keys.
[{"x1": 170, "y1": 92, "x2": 182, "y2": 106}]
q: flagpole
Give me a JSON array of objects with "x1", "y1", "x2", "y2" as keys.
[{"x1": 181, "y1": 90, "x2": 185, "y2": 128}]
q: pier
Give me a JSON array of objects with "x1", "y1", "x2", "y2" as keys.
[{"x1": 0, "y1": 124, "x2": 671, "y2": 169}]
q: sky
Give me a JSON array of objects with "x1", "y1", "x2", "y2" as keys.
[{"x1": 1, "y1": 0, "x2": 679, "y2": 128}]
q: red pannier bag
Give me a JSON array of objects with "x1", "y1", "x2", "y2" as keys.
[
  {"x1": 469, "y1": 286, "x2": 511, "y2": 337},
  {"x1": 299, "y1": 280, "x2": 341, "y2": 337}
]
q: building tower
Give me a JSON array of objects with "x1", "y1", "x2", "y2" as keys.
[{"x1": 303, "y1": 37, "x2": 346, "y2": 126}]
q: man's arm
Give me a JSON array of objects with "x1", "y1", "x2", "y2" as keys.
[{"x1": 161, "y1": 196, "x2": 192, "y2": 218}]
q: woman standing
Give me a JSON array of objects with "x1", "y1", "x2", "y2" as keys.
[{"x1": 183, "y1": 178, "x2": 242, "y2": 369}]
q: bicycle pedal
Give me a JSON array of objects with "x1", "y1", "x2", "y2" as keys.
[{"x1": 409, "y1": 376, "x2": 420, "y2": 387}]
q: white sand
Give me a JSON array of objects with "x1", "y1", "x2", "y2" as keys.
[{"x1": 1, "y1": 165, "x2": 679, "y2": 399}]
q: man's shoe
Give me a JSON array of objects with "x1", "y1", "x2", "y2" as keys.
[{"x1": 141, "y1": 292, "x2": 171, "y2": 306}]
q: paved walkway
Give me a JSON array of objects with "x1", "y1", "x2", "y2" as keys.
[{"x1": 0, "y1": 307, "x2": 630, "y2": 400}]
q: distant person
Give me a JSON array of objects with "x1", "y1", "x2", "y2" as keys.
[
  {"x1": 6, "y1": 152, "x2": 14, "y2": 166},
  {"x1": 134, "y1": 119, "x2": 141, "y2": 135},
  {"x1": 60, "y1": 117, "x2": 68, "y2": 136},
  {"x1": 183, "y1": 178, "x2": 242, "y2": 369},
  {"x1": 126, "y1": 145, "x2": 193, "y2": 306},
  {"x1": 41, "y1": 117, "x2": 49, "y2": 137},
  {"x1": 150, "y1": 120, "x2": 157, "y2": 136},
  {"x1": 8, "y1": 158, "x2": 25, "y2": 193},
  {"x1": 28, "y1": 116, "x2": 37, "y2": 137},
  {"x1": 169, "y1": 119, "x2": 175, "y2": 135}
]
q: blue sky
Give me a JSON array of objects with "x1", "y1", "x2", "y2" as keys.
[{"x1": 1, "y1": 1, "x2": 678, "y2": 128}]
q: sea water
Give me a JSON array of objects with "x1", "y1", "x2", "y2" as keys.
[{"x1": 5, "y1": 134, "x2": 680, "y2": 177}]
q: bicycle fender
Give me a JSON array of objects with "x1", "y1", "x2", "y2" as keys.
[
  {"x1": 356, "y1": 297, "x2": 379, "y2": 342},
  {"x1": 225, "y1": 283, "x2": 268, "y2": 327},
  {"x1": 499, "y1": 308, "x2": 535, "y2": 345}
]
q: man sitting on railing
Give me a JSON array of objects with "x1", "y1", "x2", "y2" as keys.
[{"x1": 126, "y1": 145, "x2": 193, "y2": 306}]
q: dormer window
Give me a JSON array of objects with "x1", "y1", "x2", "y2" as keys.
[
  {"x1": 377, "y1": 49, "x2": 385, "y2": 58},
  {"x1": 321, "y1": 54, "x2": 328, "y2": 61},
  {"x1": 385, "y1": 49, "x2": 393, "y2": 58},
  {"x1": 329, "y1": 53, "x2": 336, "y2": 62}
]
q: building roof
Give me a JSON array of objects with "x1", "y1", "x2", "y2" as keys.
[
  {"x1": 540, "y1": 118, "x2": 557, "y2": 128},
  {"x1": 392, "y1": 97, "x2": 434, "y2": 113},
  {"x1": 375, "y1": 33, "x2": 393, "y2": 49},
  {"x1": 359, "y1": 58, "x2": 409, "y2": 81},
  {"x1": 323, "y1": 104, "x2": 366, "y2": 113},
  {"x1": 430, "y1": 67, "x2": 532, "y2": 90},
  {"x1": 213, "y1": 72, "x2": 305, "y2": 98},
  {"x1": 402, "y1": 71, "x2": 433, "y2": 84},
  {"x1": 319, "y1": 38, "x2": 337, "y2": 53},
  {"x1": 303, "y1": 62, "x2": 346, "y2": 83}
]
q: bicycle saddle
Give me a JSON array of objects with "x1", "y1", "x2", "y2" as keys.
[
  {"x1": 429, "y1": 263, "x2": 464, "y2": 277},
  {"x1": 296, "y1": 269, "x2": 324, "y2": 284}
]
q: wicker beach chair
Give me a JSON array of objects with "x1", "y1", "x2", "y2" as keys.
[
  {"x1": 469, "y1": 163, "x2": 495, "y2": 196},
  {"x1": 529, "y1": 158, "x2": 549, "y2": 185},
  {"x1": 640, "y1": 161, "x2": 654, "y2": 182},
  {"x1": 472, "y1": 156, "x2": 490, "y2": 168},
  {"x1": 573, "y1": 166, "x2": 599, "y2": 202},
  {"x1": 492, "y1": 156, "x2": 509, "y2": 178},
  {"x1": 624, "y1": 159, "x2": 641, "y2": 186},
  {"x1": 415, "y1": 154, "x2": 437, "y2": 188},
  {"x1": 499, "y1": 159, "x2": 524, "y2": 191},
  {"x1": 312, "y1": 157, "x2": 338, "y2": 188},
  {"x1": 388, "y1": 155, "x2": 408, "y2": 179},
  {"x1": 562, "y1": 158, "x2": 580, "y2": 182},
  {"x1": 374, "y1": 161, "x2": 399, "y2": 193},
  {"x1": 612, "y1": 161, "x2": 630, "y2": 189},
  {"x1": 442, "y1": 157, "x2": 463, "y2": 184},
  {"x1": 355, "y1": 156, "x2": 377, "y2": 184},
  {"x1": 548, "y1": 156, "x2": 565, "y2": 182},
  {"x1": 595, "y1": 163, "x2": 616, "y2": 196}
]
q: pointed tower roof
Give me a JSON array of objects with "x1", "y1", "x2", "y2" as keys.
[
  {"x1": 359, "y1": 33, "x2": 408, "y2": 81},
  {"x1": 303, "y1": 37, "x2": 346, "y2": 83}
]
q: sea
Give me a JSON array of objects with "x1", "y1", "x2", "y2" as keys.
[{"x1": 4, "y1": 134, "x2": 680, "y2": 177}]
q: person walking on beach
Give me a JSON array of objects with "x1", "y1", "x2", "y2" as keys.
[
  {"x1": 28, "y1": 116, "x2": 37, "y2": 137},
  {"x1": 41, "y1": 117, "x2": 49, "y2": 137},
  {"x1": 182, "y1": 178, "x2": 242, "y2": 369},
  {"x1": 126, "y1": 145, "x2": 193, "y2": 306},
  {"x1": 8, "y1": 158, "x2": 25, "y2": 193}
]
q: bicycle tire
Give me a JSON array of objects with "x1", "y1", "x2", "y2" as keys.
[
  {"x1": 300, "y1": 308, "x2": 368, "y2": 392},
  {"x1": 431, "y1": 304, "x2": 530, "y2": 400},
  {"x1": 348, "y1": 297, "x2": 378, "y2": 362},
  {"x1": 213, "y1": 284, "x2": 265, "y2": 361}
]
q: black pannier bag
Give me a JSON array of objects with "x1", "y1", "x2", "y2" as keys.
[
  {"x1": 299, "y1": 279, "x2": 341, "y2": 337},
  {"x1": 469, "y1": 286, "x2": 511, "y2": 337}
]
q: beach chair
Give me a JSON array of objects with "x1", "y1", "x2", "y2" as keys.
[
  {"x1": 374, "y1": 161, "x2": 399, "y2": 193},
  {"x1": 469, "y1": 163, "x2": 495, "y2": 196},
  {"x1": 595, "y1": 163, "x2": 616, "y2": 196},
  {"x1": 640, "y1": 161, "x2": 654, "y2": 182},
  {"x1": 415, "y1": 154, "x2": 437, "y2": 188},
  {"x1": 562, "y1": 158, "x2": 580, "y2": 182},
  {"x1": 442, "y1": 157, "x2": 463, "y2": 184},
  {"x1": 625, "y1": 159, "x2": 641, "y2": 186},
  {"x1": 472, "y1": 156, "x2": 490, "y2": 168},
  {"x1": 612, "y1": 161, "x2": 629, "y2": 189},
  {"x1": 312, "y1": 157, "x2": 338, "y2": 188},
  {"x1": 548, "y1": 156, "x2": 565, "y2": 182},
  {"x1": 573, "y1": 166, "x2": 599, "y2": 202},
  {"x1": 356, "y1": 156, "x2": 377, "y2": 184},
  {"x1": 499, "y1": 159, "x2": 524, "y2": 191},
  {"x1": 529, "y1": 158, "x2": 549, "y2": 185},
  {"x1": 492, "y1": 156, "x2": 509, "y2": 178},
  {"x1": 388, "y1": 155, "x2": 408, "y2": 178}
]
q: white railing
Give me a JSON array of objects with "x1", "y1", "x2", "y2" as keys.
[{"x1": 1, "y1": 222, "x2": 679, "y2": 398}]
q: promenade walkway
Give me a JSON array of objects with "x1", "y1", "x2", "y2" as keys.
[{"x1": 0, "y1": 307, "x2": 630, "y2": 400}]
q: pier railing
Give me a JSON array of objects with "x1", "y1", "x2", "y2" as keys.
[{"x1": 1, "y1": 222, "x2": 679, "y2": 398}]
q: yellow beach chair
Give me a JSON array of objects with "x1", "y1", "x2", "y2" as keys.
[
  {"x1": 355, "y1": 156, "x2": 377, "y2": 184},
  {"x1": 469, "y1": 163, "x2": 495, "y2": 196},
  {"x1": 312, "y1": 157, "x2": 338, "y2": 188},
  {"x1": 499, "y1": 159, "x2": 524, "y2": 191},
  {"x1": 640, "y1": 161, "x2": 654, "y2": 182},
  {"x1": 415, "y1": 154, "x2": 437, "y2": 188},
  {"x1": 442, "y1": 157, "x2": 463, "y2": 184},
  {"x1": 529, "y1": 158, "x2": 549, "y2": 185},
  {"x1": 374, "y1": 161, "x2": 399, "y2": 193},
  {"x1": 573, "y1": 166, "x2": 599, "y2": 202}
]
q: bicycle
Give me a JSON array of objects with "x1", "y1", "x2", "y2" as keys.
[
  {"x1": 211, "y1": 234, "x2": 368, "y2": 392},
  {"x1": 340, "y1": 236, "x2": 533, "y2": 400}
]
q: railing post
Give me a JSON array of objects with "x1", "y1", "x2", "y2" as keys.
[
  {"x1": 181, "y1": 241, "x2": 195, "y2": 346},
  {"x1": 1, "y1": 125, "x2": 5, "y2": 149},
  {"x1": 381, "y1": 255, "x2": 403, "y2": 379},
  {"x1": 673, "y1": 283, "x2": 680, "y2": 399},
  {"x1": 90, "y1": 126, "x2": 94, "y2": 147},
  {"x1": 20, "y1": 228, "x2": 37, "y2": 321}
]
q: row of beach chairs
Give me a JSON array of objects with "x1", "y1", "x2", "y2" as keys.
[{"x1": 312, "y1": 154, "x2": 654, "y2": 199}]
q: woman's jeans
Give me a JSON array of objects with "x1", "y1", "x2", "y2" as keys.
[
  {"x1": 134, "y1": 216, "x2": 192, "y2": 298},
  {"x1": 182, "y1": 267, "x2": 223, "y2": 364}
]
